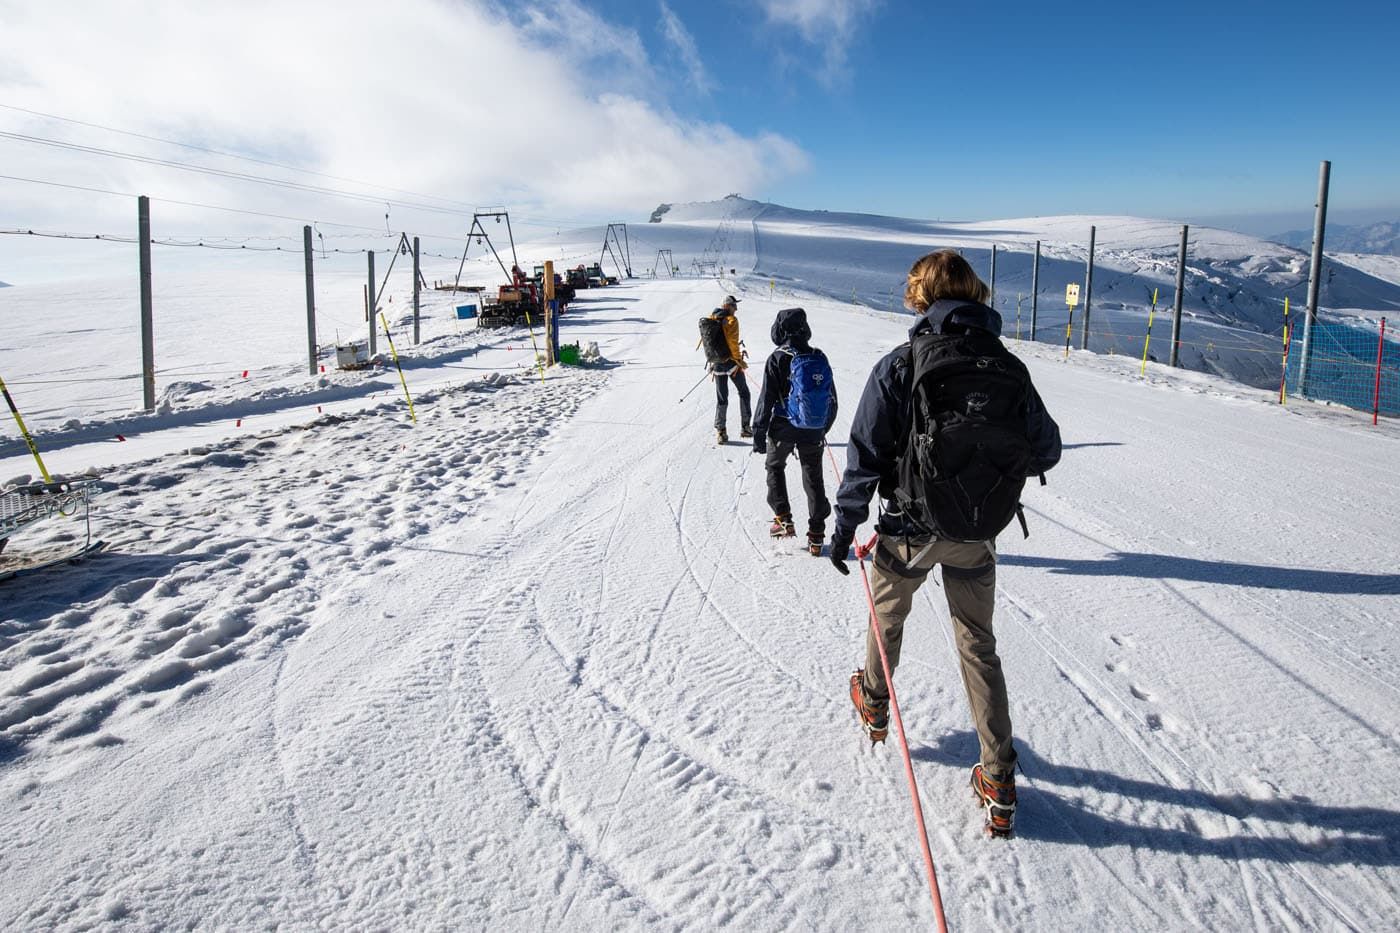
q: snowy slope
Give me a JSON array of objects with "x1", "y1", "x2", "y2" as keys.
[
  {"x1": 1331, "y1": 252, "x2": 1400, "y2": 289},
  {"x1": 2, "y1": 275, "x2": 1398, "y2": 929},
  {"x1": 651, "y1": 199, "x2": 1400, "y2": 388}
]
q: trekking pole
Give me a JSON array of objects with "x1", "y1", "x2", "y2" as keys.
[
  {"x1": 822, "y1": 439, "x2": 948, "y2": 931},
  {"x1": 0, "y1": 373, "x2": 53, "y2": 483},
  {"x1": 677, "y1": 369, "x2": 710, "y2": 403}
]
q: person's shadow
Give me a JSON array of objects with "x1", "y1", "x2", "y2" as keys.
[
  {"x1": 912, "y1": 731, "x2": 1400, "y2": 866},
  {"x1": 998, "y1": 552, "x2": 1400, "y2": 595}
]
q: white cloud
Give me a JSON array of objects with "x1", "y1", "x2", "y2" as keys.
[
  {"x1": 756, "y1": 0, "x2": 878, "y2": 83},
  {"x1": 658, "y1": 2, "x2": 712, "y2": 95},
  {"x1": 0, "y1": 0, "x2": 806, "y2": 241},
  {"x1": 519, "y1": 0, "x2": 654, "y2": 97}
]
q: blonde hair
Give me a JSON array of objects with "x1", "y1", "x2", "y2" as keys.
[{"x1": 904, "y1": 250, "x2": 990, "y2": 312}]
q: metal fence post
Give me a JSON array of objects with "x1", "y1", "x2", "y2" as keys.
[
  {"x1": 1298, "y1": 160, "x2": 1331, "y2": 396},
  {"x1": 367, "y1": 250, "x2": 378, "y2": 357},
  {"x1": 1030, "y1": 240, "x2": 1040, "y2": 342},
  {"x1": 1170, "y1": 224, "x2": 1188, "y2": 368},
  {"x1": 138, "y1": 195, "x2": 155, "y2": 411},
  {"x1": 989, "y1": 244, "x2": 997, "y2": 308},
  {"x1": 1080, "y1": 225, "x2": 1095, "y2": 350},
  {"x1": 412, "y1": 236, "x2": 421, "y2": 345},
  {"x1": 303, "y1": 225, "x2": 317, "y2": 375}
]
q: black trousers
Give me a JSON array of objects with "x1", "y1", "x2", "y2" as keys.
[
  {"x1": 714, "y1": 369, "x2": 752, "y2": 431},
  {"x1": 765, "y1": 439, "x2": 830, "y2": 534}
]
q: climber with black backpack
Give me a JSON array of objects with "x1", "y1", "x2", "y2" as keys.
[
  {"x1": 751, "y1": 307, "x2": 838, "y2": 554},
  {"x1": 697, "y1": 295, "x2": 752, "y2": 445},
  {"x1": 828, "y1": 250, "x2": 1061, "y2": 840}
]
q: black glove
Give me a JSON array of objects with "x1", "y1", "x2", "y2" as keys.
[
  {"x1": 752, "y1": 438, "x2": 766, "y2": 455},
  {"x1": 828, "y1": 530, "x2": 853, "y2": 575}
]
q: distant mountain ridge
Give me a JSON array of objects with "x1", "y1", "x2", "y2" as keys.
[{"x1": 1270, "y1": 221, "x2": 1400, "y2": 256}]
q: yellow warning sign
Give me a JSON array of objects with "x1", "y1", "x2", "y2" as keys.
[{"x1": 1066, "y1": 283, "x2": 1080, "y2": 309}]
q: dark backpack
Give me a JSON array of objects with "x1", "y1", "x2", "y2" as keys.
[
  {"x1": 698, "y1": 316, "x2": 732, "y2": 366},
  {"x1": 783, "y1": 349, "x2": 835, "y2": 430},
  {"x1": 894, "y1": 329, "x2": 1034, "y2": 542}
]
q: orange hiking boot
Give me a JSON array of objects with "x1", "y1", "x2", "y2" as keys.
[
  {"x1": 849, "y1": 670, "x2": 889, "y2": 743},
  {"x1": 971, "y1": 764, "x2": 1017, "y2": 839}
]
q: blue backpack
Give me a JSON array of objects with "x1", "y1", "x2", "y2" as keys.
[{"x1": 784, "y1": 350, "x2": 834, "y2": 430}]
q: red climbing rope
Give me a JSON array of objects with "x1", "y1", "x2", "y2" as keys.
[{"x1": 825, "y1": 442, "x2": 949, "y2": 931}]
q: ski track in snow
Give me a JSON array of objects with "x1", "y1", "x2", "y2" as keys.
[{"x1": 2, "y1": 271, "x2": 1398, "y2": 930}]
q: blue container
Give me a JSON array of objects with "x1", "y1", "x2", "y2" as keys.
[{"x1": 455, "y1": 303, "x2": 478, "y2": 319}]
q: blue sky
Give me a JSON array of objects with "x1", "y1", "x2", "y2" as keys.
[{"x1": 597, "y1": 0, "x2": 1400, "y2": 231}]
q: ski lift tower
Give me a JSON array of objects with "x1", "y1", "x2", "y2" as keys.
[
  {"x1": 451, "y1": 208, "x2": 522, "y2": 291},
  {"x1": 601, "y1": 223, "x2": 633, "y2": 279},
  {"x1": 652, "y1": 249, "x2": 675, "y2": 277}
]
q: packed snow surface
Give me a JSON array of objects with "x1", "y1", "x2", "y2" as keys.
[{"x1": 1, "y1": 213, "x2": 1399, "y2": 928}]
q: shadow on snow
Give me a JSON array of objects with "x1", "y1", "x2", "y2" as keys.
[
  {"x1": 913, "y1": 731, "x2": 1400, "y2": 867},
  {"x1": 999, "y1": 552, "x2": 1400, "y2": 595}
]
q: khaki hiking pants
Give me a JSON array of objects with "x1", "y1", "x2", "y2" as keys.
[{"x1": 861, "y1": 535, "x2": 1015, "y2": 774}]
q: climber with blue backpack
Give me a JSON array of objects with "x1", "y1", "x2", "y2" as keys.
[{"x1": 751, "y1": 307, "x2": 838, "y2": 555}]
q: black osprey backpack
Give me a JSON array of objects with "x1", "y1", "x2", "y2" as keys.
[
  {"x1": 894, "y1": 328, "x2": 1034, "y2": 542},
  {"x1": 698, "y1": 316, "x2": 733, "y2": 366}
]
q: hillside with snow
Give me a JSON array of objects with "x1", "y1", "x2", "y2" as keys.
[
  {"x1": 1, "y1": 204, "x2": 1399, "y2": 929},
  {"x1": 1329, "y1": 252, "x2": 1400, "y2": 289},
  {"x1": 644, "y1": 198, "x2": 1400, "y2": 387}
]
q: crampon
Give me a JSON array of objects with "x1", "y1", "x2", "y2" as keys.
[
  {"x1": 849, "y1": 670, "x2": 889, "y2": 743},
  {"x1": 971, "y1": 763, "x2": 1016, "y2": 839}
]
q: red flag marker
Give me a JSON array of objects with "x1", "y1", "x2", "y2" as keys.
[
  {"x1": 242, "y1": 370, "x2": 248, "y2": 378},
  {"x1": 236, "y1": 419, "x2": 242, "y2": 427},
  {"x1": 114, "y1": 434, "x2": 126, "y2": 442}
]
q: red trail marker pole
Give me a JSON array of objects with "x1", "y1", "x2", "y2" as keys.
[{"x1": 1374, "y1": 317, "x2": 1387, "y2": 426}]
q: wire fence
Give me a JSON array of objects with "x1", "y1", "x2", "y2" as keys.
[
  {"x1": 5, "y1": 204, "x2": 1400, "y2": 431},
  {"x1": 1284, "y1": 320, "x2": 1397, "y2": 417}
]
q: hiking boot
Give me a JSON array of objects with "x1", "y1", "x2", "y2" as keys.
[
  {"x1": 806, "y1": 532, "x2": 823, "y2": 556},
  {"x1": 849, "y1": 670, "x2": 889, "y2": 743},
  {"x1": 740, "y1": 425, "x2": 753, "y2": 439},
  {"x1": 971, "y1": 764, "x2": 1017, "y2": 839},
  {"x1": 716, "y1": 429, "x2": 728, "y2": 445},
  {"x1": 769, "y1": 514, "x2": 795, "y2": 538}
]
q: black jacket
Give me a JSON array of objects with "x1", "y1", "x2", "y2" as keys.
[
  {"x1": 833, "y1": 300, "x2": 1062, "y2": 539},
  {"x1": 752, "y1": 308, "x2": 838, "y2": 446}
]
